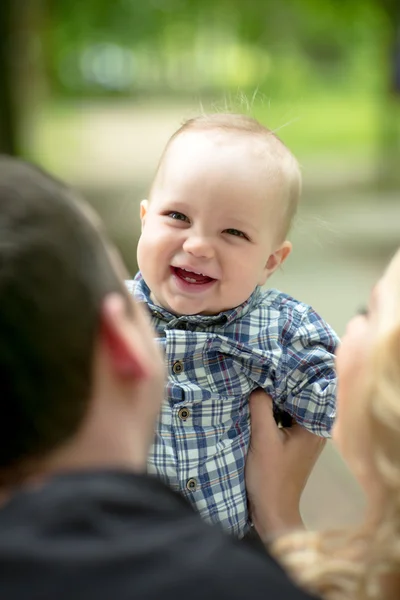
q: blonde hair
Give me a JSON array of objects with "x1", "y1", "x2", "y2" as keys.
[
  {"x1": 273, "y1": 253, "x2": 400, "y2": 600},
  {"x1": 152, "y1": 113, "x2": 302, "y2": 241}
]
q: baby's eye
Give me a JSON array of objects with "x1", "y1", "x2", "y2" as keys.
[
  {"x1": 224, "y1": 228, "x2": 248, "y2": 240},
  {"x1": 168, "y1": 211, "x2": 189, "y2": 222}
]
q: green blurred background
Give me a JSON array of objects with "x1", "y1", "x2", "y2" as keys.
[{"x1": 1, "y1": 0, "x2": 400, "y2": 529}]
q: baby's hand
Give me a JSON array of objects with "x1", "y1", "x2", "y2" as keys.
[{"x1": 245, "y1": 389, "x2": 325, "y2": 541}]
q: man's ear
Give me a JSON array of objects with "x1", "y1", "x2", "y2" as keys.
[
  {"x1": 258, "y1": 241, "x2": 292, "y2": 286},
  {"x1": 100, "y1": 294, "x2": 149, "y2": 381},
  {"x1": 139, "y1": 200, "x2": 148, "y2": 230}
]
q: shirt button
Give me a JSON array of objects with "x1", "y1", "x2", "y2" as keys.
[
  {"x1": 186, "y1": 478, "x2": 197, "y2": 492},
  {"x1": 172, "y1": 360, "x2": 184, "y2": 374},
  {"x1": 178, "y1": 407, "x2": 190, "y2": 421}
]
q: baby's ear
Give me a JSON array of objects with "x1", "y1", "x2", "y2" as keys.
[
  {"x1": 258, "y1": 241, "x2": 292, "y2": 286},
  {"x1": 139, "y1": 200, "x2": 149, "y2": 229},
  {"x1": 267, "y1": 241, "x2": 292, "y2": 272}
]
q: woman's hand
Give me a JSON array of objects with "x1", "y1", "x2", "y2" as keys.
[{"x1": 245, "y1": 389, "x2": 326, "y2": 541}]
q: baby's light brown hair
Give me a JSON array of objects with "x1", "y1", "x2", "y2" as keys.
[{"x1": 152, "y1": 113, "x2": 302, "y2": 241}]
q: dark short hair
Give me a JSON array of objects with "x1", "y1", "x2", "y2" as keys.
[{"x1": 0, "y1": 156, "x2": 127, "y2": 481}]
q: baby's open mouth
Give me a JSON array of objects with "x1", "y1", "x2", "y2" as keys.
[{"x1": 172, "y1": 267, "x2": 215, "y2": 285}]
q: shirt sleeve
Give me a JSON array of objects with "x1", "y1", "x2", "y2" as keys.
[
  {"x1": 255, "y1": 305, "x2": 338, "y2": 437},
  {"x1": 276, "y1": 307, "x2": 338, "y2": 436}
]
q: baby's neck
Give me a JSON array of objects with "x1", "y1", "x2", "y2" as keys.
[{"x1": 149, "y1": 291, "x2": 255, "y2": 318}]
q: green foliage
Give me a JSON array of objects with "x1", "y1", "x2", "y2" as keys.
[{"x1": 44, "y1": 0, "x2": 391, "y2": 99}]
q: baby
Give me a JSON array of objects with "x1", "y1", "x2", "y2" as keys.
[{"x1": 126, "y1": 113, "x2": 338, "y2": 538}]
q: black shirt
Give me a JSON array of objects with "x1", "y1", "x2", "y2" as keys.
[{"x1": 0, "y1": 470, "x2": 317, "y2": 600}]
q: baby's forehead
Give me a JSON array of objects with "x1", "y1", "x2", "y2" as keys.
[
  {"x1": 157, "y1": 130, "x2": 288, "y2": 202},
  {"x1": 163, "y1": 129, "x2": 287, "y2": 186}
]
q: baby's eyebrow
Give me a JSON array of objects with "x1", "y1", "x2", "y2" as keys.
[{"x1": 226, "y1": 218, "x2": 258, "y2": 232}]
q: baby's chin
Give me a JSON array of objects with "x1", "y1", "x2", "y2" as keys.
[{"x1": 153, "y1": 285, "x2": 248, "y2": 316}]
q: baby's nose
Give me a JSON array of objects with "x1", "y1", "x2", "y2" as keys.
[{"x1": 183, "y1": 235, "x2": 214, "y2": 259}]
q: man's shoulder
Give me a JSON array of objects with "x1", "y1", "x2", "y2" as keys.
[
  {"x1": 135, "y1": 508, "x2": 314, "y2": 600},
  {"x1": 187, "y1": 535, "x2": 315, "y2": 600},
  {"x1": 0, "y1": 470, "x2": 314, "y2": 600}
]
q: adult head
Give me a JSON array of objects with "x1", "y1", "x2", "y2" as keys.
[
  {"x1": 0, "y1": 156, "x2": 164, "y2": 489},
  {"x1": 137, "y1": 113, "x2": 300, "y2": 315},
  {"x1": 247, "y1": 248, "x2": 400, "y2": 599}
]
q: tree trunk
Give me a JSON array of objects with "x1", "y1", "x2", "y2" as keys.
[
  {"x1": 0, "y1": 0, "x2": 48, "y2": 157},
  {"x1": 0, "y1": 0, "x2": 18, "y2": 155}
]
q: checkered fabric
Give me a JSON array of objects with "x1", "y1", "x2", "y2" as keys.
[{"x1": 126, "y1": 273, "x2": 338, "y2": 537}]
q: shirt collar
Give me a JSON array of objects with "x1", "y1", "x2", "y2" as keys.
[{"x1": 132, "y1": 272, "x2": 262, "y2": 327}]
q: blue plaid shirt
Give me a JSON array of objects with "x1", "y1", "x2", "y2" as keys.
[{"x1": 126, "y1": 273, "x2": 338, "y2": 537}]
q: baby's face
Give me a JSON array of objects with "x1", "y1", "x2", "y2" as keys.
[{"x1": 137, "y1": 130, "x2": 290, "y2": 315}]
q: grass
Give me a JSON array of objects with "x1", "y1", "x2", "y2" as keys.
[
  {"x1": 252, "y1": 94, "x2": 378, "y2": 160},
  {"x1": 27, "y1": 91, "x2": 381, "y2": 176}
]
